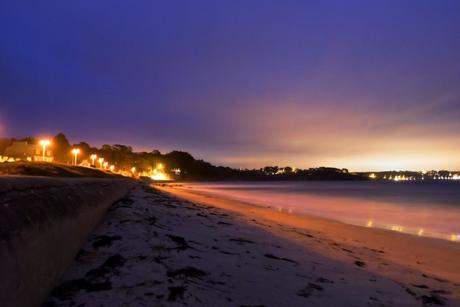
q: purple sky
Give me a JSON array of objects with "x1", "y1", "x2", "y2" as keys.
[{"x1": 1, "y1": 1, "x2": 460, "y2": 170}]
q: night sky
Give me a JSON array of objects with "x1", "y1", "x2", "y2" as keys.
[{"x1": 1, "y1": 1, "x2": 459, "y2": 170}]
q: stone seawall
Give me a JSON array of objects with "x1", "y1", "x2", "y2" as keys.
[{"x1": 0, "y1": 176, "x2": 133, "y2": 307}]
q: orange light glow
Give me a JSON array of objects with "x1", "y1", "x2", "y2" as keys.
[
  {"x1": 71, "y1": 148, "x2": 80, "y2": 165},
  {"x1": 391, "y1": 225, "x2": 404, "y2": 232},
  {"x1": 90, "y1": 154, "x2": 97, "y2": 165},
  {"x1": 39, "y1": 139, "x2": 51, "y2": 160},
  {"x1": 151, "y1": 166, "x2": 170, "y2": 181}
]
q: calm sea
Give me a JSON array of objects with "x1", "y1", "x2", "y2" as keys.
[{"x1": 183, "y1": 181, "x2": 460, "y2": 241}]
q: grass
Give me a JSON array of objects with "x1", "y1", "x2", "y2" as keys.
[{"x1": 0, "y1": 162, "x2": 121, "y2": 178}]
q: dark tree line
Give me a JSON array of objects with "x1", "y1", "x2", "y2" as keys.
[{"x1": 0, "y1": 133, "x2": 367, "y2": 181}]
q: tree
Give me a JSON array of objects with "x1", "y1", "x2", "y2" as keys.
[
  {"x1": 52, "y1": 133, "x2": 71, "y2": 163},
  {"x1": 164, "y1": 151, "x2": 195, "y2": 174}
]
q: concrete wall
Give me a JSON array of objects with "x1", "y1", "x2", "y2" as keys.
[{"x1": 0, "y1": 177, "x2": 133, "y2": 307}]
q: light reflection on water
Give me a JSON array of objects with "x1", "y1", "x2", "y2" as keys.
[{"x1": 184, "y1": 181, "x2": 460, "y2": 241}]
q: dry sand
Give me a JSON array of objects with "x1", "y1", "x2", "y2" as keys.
[{"x1": 45, "y1": 183, "x2": 460, "y2": 306}]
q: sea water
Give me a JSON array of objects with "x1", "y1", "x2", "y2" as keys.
[{"x1": 183, "y1": 181, "x2": 460, "y2": 241}]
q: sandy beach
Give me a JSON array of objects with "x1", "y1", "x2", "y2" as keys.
[{"x1": 45, "y1": 183, "x2": 460, "y2": 306}]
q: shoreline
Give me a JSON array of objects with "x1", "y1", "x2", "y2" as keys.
[
  {"x1": 166, "y1": 181, "x2": 460, "y2": 242},
  {"x1": 156, "y1": 184, "x2": 460, "y2": 287}
]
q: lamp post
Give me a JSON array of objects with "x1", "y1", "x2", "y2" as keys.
[
  {"x1": 39, "y1": 139, "x2": 50, "y2": 161},
  {"x1": 90, "y1": 154, "x2": 97, "y2": 167},
  {"x1": 71, "y1": 148, "x2": 80, "y2": 166}
]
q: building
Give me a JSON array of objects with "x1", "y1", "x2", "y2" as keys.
[{"x1": 3, "y1": 141, "x2": 54, "y2": 162}]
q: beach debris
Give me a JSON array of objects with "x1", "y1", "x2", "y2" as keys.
[
  {"x1": 168, "y1": 286, "x2": 187, "y2": 301},
  {"x1": 297, "y1": 283, "x2": 323, "y2": 298},
  {"x1": 354, "y1": 260, "x2": 366, "y2": 267},
  {"x1": 167, "y1": 266, "x2": 207, "y2": 279},
  {"x1": 229, "y1": 237, "x2": 256, "y2": 244},
  {"x1": 167, "y1": 234, "x2": 192, "y2": 250},
  {"x1": 264, "y1": 253, "x2": 298, "y2": 264},
  {"x1": 91, "y1": 235, "x2": 122, "y2": 249},
  {"x1": 146, "y1": 216, "x2": 157, "y2": 225},
  {"x1": 413, "y1": 284, "x2": 430, "y2": 289},
  {"x1": 316, "y1": 277, "x2": 334, "y2": 284},
  {"x1": 420, "y1": 293, "x2": 445, "y2": 306}
]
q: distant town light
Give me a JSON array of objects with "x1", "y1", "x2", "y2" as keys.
[
  {"x1": 98, "y1": 158, "x2": 104, "y2": 168},
  {"x1": 171, "y1": 168, "x2": 181, "y2": 175},
  {"x1": 71, "y1": 148, "x2": 80, "y2": 165},
  {"x1": 369, "y1": 173, "x2": 376, "y2": 179},
  {"x1": 110, "y1": 165, "x2": 115, "y2": 172},
  {"x1": 39, "y1": 139, "x2": 51, "y2": 161},
  {"x1": 90, "y1": 154, "x2": 97, "y2": 166}
]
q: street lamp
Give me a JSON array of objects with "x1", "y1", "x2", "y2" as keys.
[
  {"x1": 98, "y1": 158, "x2": 104, "y2": 168},
  {"x1": 39, "y1": 139, "x2": 51, "y2": 161},
  {"x1": 90, "y1": 154, "x2": 97, "y2": 167},
  {"x1": 71, "y1": 148, "x2": 80, "y2": 166}
]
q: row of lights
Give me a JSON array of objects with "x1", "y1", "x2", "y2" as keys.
[
  {"x1": 39, "y1": 139, "x2": 126, "y2": 173},
  {"x1": 39, "y1": 139, "x2": 172, "y2": 179},
  {"x1": 369, "y1": 173, "x2": 460, "y2": 181}
]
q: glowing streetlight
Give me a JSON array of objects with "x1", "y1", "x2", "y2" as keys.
[
  {"x1": 103, "y1": 161, "x2": 108, "y2": 169},
  {"x1": 90, "y1": 154, "x2": 97, "y2": 166},
  {"x1": 131, "y1": 167, "x2": 136, "y2": 173},
  {"x1": 98, "y1": 158, "x2": 104, "y2": 168},
  {"x1": 39, "y1": 139, "x2": 51, "y2": 161},
  {"x1": 157, "y1": 163, "x2": 164, "y2": 170},
  {"x1": 110, "y1": 165, "x2": 115, "y2": 172},
  {"x1": 71, "y1": 148, "x2": 80, "y2": 166}
]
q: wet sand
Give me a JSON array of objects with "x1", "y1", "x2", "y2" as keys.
[{"x1": 45, "y1": 183, "x2": 460, "y2": 306}]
